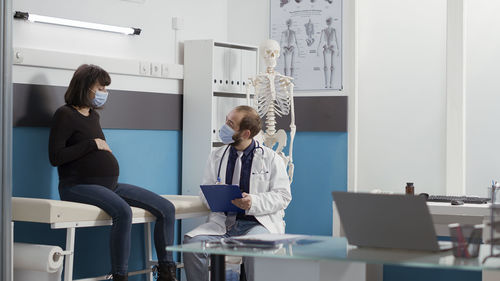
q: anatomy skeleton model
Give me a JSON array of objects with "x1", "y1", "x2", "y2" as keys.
[
  {"x1": 304, "y1": 19, "x2": 315, "y2": 47},
  {"x1": 246, "y1": 40, "x2": 296, "y2": 183},
  {"x1": 280, "y1": 19, "x2": 299, "y2": 78},
  {"x1": 317, "y1": 17, "x2": 339, "y2": 88}
]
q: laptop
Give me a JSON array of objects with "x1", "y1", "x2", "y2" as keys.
[{"x1": 332, "y1": 191, "x2": 452, "y2": 252}]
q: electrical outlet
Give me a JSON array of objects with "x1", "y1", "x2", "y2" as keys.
[
  {"x1": 13, "y1": 51, "x2": 23, "y2": 64},
  {"x1": 151, "y1": 63, "x2": 161, "y2": 77},
  {"x1": 139, "y1": 62, "x2": 151, "y2": 76},
  {"x1": 161, "y1": 64, "x2": 169, "y2": 78}
]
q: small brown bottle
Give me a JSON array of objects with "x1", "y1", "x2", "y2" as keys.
[{"x1": 405, "y1": 182, "x2": 415, "y2": 195}]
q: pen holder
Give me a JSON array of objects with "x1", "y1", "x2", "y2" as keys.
[{"x1": 449, "y1": 223, "x2": 483, "y2": 258}]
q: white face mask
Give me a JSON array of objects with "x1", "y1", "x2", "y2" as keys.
[{"x1": 91, "y1": 90, "x2": 108, "y2": 107}]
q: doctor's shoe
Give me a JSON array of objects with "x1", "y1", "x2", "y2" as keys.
[
  {"x1": 112, "y1": 273, "x2": 128, "y2": 281},
  {"x1": 154, "y1": 262, "x2": 178, "y2": 281}
]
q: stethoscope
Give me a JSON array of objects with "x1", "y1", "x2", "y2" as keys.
[{"x1": 216, "y1": 141, "x2": 265, "y2": 184}]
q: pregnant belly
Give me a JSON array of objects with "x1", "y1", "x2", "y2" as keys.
[{"x1": 72, "y1": 150, "x2": 120, "y2": 177}]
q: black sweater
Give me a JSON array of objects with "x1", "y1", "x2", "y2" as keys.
[{"x1": 49, "y1": 105, "x2": 119, "y2": 190}]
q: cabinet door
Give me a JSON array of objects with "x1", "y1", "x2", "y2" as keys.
[
  {"x1": 228, "y1": 48, "x2": 242, "y2": 93},
  {"x1": 241, "y1": 50, "x2": 258, "y2": 94},
  {"x1": 213, "y1": 46, "x2": 227, "y2": 92}
]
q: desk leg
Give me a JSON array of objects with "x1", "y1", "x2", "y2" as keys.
[
  {"x1": 145, "y1": 223, "x2": 154, "y2": 281},
  {"x1": 366, "y1": 264, "x2": 383, "y2": 281},
  {"x1": 11, "y1": 222, "x2": 14, "y2": 281},
  {"x1": 332, "y1": 201, "x2": 345, "y2": 237},
  {"x1": 64, "y1": 227, "x2": 75, "y2": 281},
  {"x1": 210, "y1": 254, "x2": 225, "y2": 281}
]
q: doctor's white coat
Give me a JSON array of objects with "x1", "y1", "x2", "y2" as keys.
[{"x1": 186, "y1": 143, "x2": 292, "y2": 237}]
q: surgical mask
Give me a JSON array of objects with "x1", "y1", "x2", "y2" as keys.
[
  {"x1": 92, "y1": 90, "x2": 108, "y2": 107},
  {"x1": 219, "y1": 124, "x2": 235, "y2": 144}
]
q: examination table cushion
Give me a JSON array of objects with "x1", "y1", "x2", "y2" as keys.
[{"x1": 12, "y1": 195, "x2": 209, "y2": 224}]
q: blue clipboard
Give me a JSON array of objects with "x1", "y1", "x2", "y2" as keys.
[{"x1": 200, "y1": 185, "x2": 244, "y2": 213}]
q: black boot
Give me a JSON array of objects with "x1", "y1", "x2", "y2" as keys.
[
  {"x1": 112, "y1": 273, "x2": 128, "y2": 281},
  {"x1": 155, "y1": 262, "x2": 178, "y2": 281}
]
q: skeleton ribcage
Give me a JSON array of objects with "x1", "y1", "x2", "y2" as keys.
[{"x1": 254, "y1": 76, "x2": 291, "y2": 118}]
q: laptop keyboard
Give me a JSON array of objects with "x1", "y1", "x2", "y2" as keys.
[{"x1": 427, "y1": 195, "x2": 490, "y2": 204}]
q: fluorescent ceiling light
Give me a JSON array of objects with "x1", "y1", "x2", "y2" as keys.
[{"x1": 14, "y1": 11, "x2": 141, "y2": 35}]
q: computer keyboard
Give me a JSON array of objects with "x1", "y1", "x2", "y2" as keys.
[{"x1": 427, "y1": 195, "x2": 490, "y2": 204}]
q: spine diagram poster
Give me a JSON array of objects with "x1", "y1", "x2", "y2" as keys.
[{"x1": 270, "y1": 0, "x2": 343, "y2": 91}]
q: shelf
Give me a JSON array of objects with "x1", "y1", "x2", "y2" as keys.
[
  {"x1": 213, "y1": 92, "x2": 253, "y2": 98},
  {"x1": 212, "y1": 142, "x2": 224, "y2": 148},
  {"x1": 214, "y1": 41, "x2": 258, "y2": 51}
]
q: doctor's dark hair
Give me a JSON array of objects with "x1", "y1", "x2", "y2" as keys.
[
  {"x1": 234, "y1": 105, "x2": 262, "y2": 138},
  {"x1": 64, "y1": 64, "x2": 111, "y2": 108}
]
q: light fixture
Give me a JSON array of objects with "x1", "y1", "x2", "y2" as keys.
[{"x1": 14, "y1": 11, "x2": 141, "y2": 35}]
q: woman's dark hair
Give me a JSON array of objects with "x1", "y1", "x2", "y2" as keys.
[{"x1": 64, "y1": 64, "x2": 111, "y2": 107}]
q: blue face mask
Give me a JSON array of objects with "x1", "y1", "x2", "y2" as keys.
[
  {"x1": 92, "y1": 90, "x2": 108, "y2": 107},
  {"x1": 219, "y1": 124, "x2": 235, "y2": 144}
]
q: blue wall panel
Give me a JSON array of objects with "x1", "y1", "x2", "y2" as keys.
[
  {"x1": 284, "y1": 132, "x2": 348, "y2": 236},
  {"x1": 13, "y1": 127, "x2": 181, "y2": 281}
]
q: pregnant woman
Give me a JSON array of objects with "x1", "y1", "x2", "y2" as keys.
[{"x1": 49, "y1": 64, "x2": 177, "y2": 281}]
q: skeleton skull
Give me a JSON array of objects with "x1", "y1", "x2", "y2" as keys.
[{"x1": 260, "y1": 39, "x2": 281, "y2": 69}]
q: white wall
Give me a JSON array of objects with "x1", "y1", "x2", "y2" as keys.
[
  {"x1": 227, "y1": 0, "x2": 269, "y2": 50},
  {"x1": 13, "y1": 0, "x2": 228, "y2": 93},
  {"x1": 465, "y1": 0, "x2": 500, "y2": 196},
  {"x1": 355, "y1": 0, "x2": 448, "y2": 194}
]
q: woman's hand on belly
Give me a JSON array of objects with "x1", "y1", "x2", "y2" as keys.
[{"x1": 94, "y1": 138, "x2": 112, "y2": 152}]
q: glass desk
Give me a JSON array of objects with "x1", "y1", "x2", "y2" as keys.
[{"x1": 167, "y1": 236, "x2": 500, "y2": 281}]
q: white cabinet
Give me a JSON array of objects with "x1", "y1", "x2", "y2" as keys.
[
  {"x1": 182, "y1": 39, "x2": 259, "y2": 246},
  {"x1": 181, "y1": 40, "x2": 259, "y2": 240},
  {"x1": 183, "y1": 40, "x2": 258, "y2": 194},
  {"x1": 182, "y1": 40, "x2": 258, "y2": 194}
]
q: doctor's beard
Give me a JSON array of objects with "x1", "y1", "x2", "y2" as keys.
[{"x1": 231, "y1": 132, "x2": 243, "y2": 147}]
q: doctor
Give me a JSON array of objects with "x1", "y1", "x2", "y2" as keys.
[{"x1": 183, "y1": 105, "x2": 292, "y2": 281}]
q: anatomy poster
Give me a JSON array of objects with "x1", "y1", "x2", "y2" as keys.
[{"x1": 270, "y1": 0, "x2": 342, "y2": 91}]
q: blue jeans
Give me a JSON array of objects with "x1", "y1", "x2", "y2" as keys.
[
  {"x1": 183, "y1": 220, "x2": 269, "y2": 281},
  {"x1": 59, "y1": 183, "x2": 176, "y2": 275}
]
